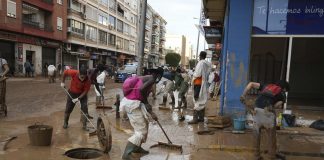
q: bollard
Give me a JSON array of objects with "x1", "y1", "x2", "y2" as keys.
[{"x1": 115, "y1": 94, "x2": 120, "y2": 119}]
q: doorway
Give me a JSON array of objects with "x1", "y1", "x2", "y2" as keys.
[
  {"x1": 249, "y1": 37, "x2": 289, "y2": 94},
  {"x1": 26, "y1": 50, "x2": 35, "y2": 64},
  {"x1": 288, "y1": 38, "x2": 324, "y2": 107}
]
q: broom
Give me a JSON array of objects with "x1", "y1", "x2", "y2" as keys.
[{"x1": 150, "y1": 120, "x2": 183, "y2": 153}]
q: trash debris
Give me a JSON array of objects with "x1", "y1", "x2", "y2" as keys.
[{"x1": 310, "y1": 119, "x2": 324, "y2": 131}]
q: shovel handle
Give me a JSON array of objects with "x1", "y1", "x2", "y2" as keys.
[
  {"x1": 156, "y1": 120, "x2": 172, "y2": 144},
  {"x1": 62, "y1": 87, "x2": 96, "y2": 129}
]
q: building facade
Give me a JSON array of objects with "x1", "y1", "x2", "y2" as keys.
[
  {"x1": 0, "y1": 0, "x2": 67, "y2": 76},
  {"x1": 202, "y1": 0, "x2": 324, "y2": 117},
  {"x1": 143, "y1": 4, "x2": 166, "y2": 69},
  {"x1": 65, "y1": 0, "x2": 139, "y2": 69}
]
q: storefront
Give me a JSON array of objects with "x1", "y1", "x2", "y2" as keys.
[
  {"x1": 0, "y1": 31, "x2": 61, "y2": 76},
  {"x1": 208, "y1": 0, "x2": 324, "y2": 116}
]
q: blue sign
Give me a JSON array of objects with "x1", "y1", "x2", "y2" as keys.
[{"x1": 253, "y1": 0, "x2": 324, "y2": 34}]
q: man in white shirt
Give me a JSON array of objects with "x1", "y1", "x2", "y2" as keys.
[{"x1": 48, "y1": 64, "x2": 56, "y2": 83}]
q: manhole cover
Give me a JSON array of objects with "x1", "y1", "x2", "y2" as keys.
[{"x1": 65, "y1": 148, "x2": 103, "y2": 159}]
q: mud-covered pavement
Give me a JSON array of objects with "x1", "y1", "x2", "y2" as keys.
[{"x1": 1, "y1": 78, "x2": 324, "y2": 160}]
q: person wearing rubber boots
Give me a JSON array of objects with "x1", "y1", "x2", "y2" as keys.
[
  {"x1": 240, "y1": 80, "x2": 289, "y2": 160},
  {"x1": 61, "y1": 67, "x2": 91, "y2": 131},
  {"x1": 188, "y1": 51, "x2": 211, "y2": 124},
  {"x1": 120, "y1": 68, "x2": 164, "y2": 160},
  {"x1": 88, "y1": 64, "x2": 106, "y2": 108},
  {"x1": 174, "y1": 68, "x2": 189, "y2": 121},
  {"x1": 159, "y1": 68, "x2": 176, "y2": 107}
]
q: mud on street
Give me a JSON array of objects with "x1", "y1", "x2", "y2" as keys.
[{"x1": 0, "y1": 78, "x2": 324, "y2": 160}]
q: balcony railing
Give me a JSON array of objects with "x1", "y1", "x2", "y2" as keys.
[{"x1": 23, "y1": 19, "x2": 53, "y2": 32}]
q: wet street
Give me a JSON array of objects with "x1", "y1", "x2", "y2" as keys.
[{"x1": 0, "y1": 78, "x2": 324, "y2": 160}]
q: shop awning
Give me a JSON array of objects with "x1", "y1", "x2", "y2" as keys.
[{"x1": 202, "y1": 0, "x2": 226, "y2": 22}]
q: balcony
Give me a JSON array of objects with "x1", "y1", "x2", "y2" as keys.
[
  {"x1": 23, "y1": 19, "x2": 53, "y2": 32},
  {"x1": 145, "y1": 25, "x2": 151, "y2": 31},
  {"x1": 23, "y1": 0, "x2": 53, "y2": 11}
]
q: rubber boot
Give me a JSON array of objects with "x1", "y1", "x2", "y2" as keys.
[
  {"x1": 122, "y1": 142, "x2": 139, "y2": 160},
  {"x1": 176, "y1": 100, "x2": 182, "y2": 109},
  {"x1": 169, "y1": 95, "x2": 175, "y2": 106},
  {"x1": 188, "y1": 110, "x2": 198, "y2": 124},
  {"x1": 198, "y1": 109, "x2": 205, "y2": 122},
  {"x1": 96, "y1": 96, "x2": 100, "y2": 106},
  {"x1": 183, "y1": 98, "x2": 187, "y2": 109},
  {"x1": 133, "y1": 145, "x2": 149, "y2": 154},
  {"x1": 81, "y1": 115, "x2": 89, "y2": 131},
  {"x1": 159, "y1": 96, "x2": 167, "y2": 106},
  {"x1": 63, "y1": 113, "x2": 70, "y2": 129}
]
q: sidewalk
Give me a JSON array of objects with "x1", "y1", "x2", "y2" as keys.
[{"x1": 0, "y1": 80, "x2": 323, "y2": 160}]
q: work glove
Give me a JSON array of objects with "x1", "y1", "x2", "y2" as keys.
[
  {"x1": 240, "y1": 95, "x2": 246, "y2": 104},
  {"x1": 60, "y1": 82, "x2": 65, "y2": 88},
  {"x1": 72, "y1": 98, "x2": 79, "y2": 104}
]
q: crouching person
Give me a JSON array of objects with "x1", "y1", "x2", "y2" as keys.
[
  {"x1": 120, "y1": 68, "x2": 164, "y2": 160},
  {"x1": 240, "y1": 80, "x2": 289, "y2": 160}
]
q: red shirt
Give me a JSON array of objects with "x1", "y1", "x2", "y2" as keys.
[{"x1": 64, "y1": 69, "x2": 91, "y2": 94}]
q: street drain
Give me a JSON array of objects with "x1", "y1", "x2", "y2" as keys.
[{"x1": 65, "y1": 148, "x2": 103, "y2": 159}]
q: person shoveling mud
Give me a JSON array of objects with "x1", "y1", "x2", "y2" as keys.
[
  {"x1": 61, "y1": 67, "x2": 91, "y2": 131},
  {"x1": 120, "y1": 68, "x2": 164, "y2": 160},
  {"x1": 241, "y1": 80, "x2": 289, "y2": 160}
]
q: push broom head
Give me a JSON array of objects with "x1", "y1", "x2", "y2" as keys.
[{"x1": 150, "y1": 141, "x2": 183, "y2": 153}]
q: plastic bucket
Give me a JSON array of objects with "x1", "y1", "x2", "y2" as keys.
[
  {"x1": 28, "y1": 124, "x2": 53, "y2": 146},
  {"x1": 233, "y1": 118, "x2": 246, "y2": 131}
]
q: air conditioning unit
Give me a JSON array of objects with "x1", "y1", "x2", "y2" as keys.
[
  {"x1": 66, "y1": 43, "x2": 71, "y2": 51},
  {"x1": 67, "y1": 27, "x2": 72, "y2": 32},
  {"x1": 82, "y1": 14, "x2": 87, "y2": 19},
  {"x1": 108, "y1": 25, "x2": 113, "y2": 30}
]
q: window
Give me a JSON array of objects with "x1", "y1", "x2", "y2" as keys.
[
  {"x1": 100, "y1": 0, "x2": 108, "y2": 6},
  {"x1": 109, "y1": 0, "x2": 116, "y2": 11},
  {"x1": 123, "y1": 23, "x2": 129, "y2": 35},
  {"x1": 69, "y1": 19, "x2": 84, "y2": 35},
  {"x1": 99, "y1": 30, "x2": 107, "y2": 45},
  {"x1": 70, "y1": 0, "x2": 81, "y2": 12},
  {"x1": 57, "y1": 17, "x2": 63, "y2": 30},
  {"x1": 7, "y1": 0, "x2": 16, "y2": 18},
  {"x1": 116, "y1": 37, "x2": 123, "y2": 49},
  {"x1": 117, "y1": 19, "x2": 123, "y2": 33},
  {"x1": 86, "y1": 5, "x2": 98, "y2": 21},
  {"x1": 98, "y1": 14, "x2": 108, "y2": 26},
  {"x1": 57, "y1": 0, "x2": 63, "y2": 5},
  {"x1": 129, "y1": 41, "x2": 135, "y2": 52},
  {"x1": 109, "y1": 15, "x2": 116, "y2": 29},
  {"x1": 86, "y1": 25, "x2": 97, "y2": 41},
  {"x1": 124, "y1": 39, "x2": 129, "y2": 51},
  {"x1": 108, "y1": 34, "x2": 116, "y2": 46}
]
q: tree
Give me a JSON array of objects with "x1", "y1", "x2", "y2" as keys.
[
  {"x1": 189, "y1": 59, "x2": 197, "y2": 69},
  {"x1": 165, "y1": 52, "x2": 181, "y2": 67}
]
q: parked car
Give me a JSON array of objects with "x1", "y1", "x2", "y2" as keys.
[{"x1": 115, "y1": 64, "x2": 137, "y2": 83}]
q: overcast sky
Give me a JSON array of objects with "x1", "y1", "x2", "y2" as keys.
[{"x1": 147, "y1": 0, "x2": 206, "y2": 56}]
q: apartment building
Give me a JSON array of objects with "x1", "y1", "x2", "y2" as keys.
[
  {"x1": 143, "y1": 4, "x2": 166, "y2": 69},
  {"x1": 0, "y1": 0, "x2": 67, "y2": 76},
  {"x1": 64, "y1": 0, "x2": 138, "y2": 69}
]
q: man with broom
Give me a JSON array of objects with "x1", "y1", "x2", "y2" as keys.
[
  {"x1": 120, "y1": 68, "x2": 164, "y2": 160},
  {"x1": 61, "y1": 67, "x2": 91, "y2": 131}
]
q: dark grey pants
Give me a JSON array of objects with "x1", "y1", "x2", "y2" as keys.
[{"x1": 65, "y1": 91, "x2": 88, "y2": 116}]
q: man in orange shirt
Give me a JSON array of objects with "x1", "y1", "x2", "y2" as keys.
[
  {"x1": 188, "y1": 51, "x2": 211, "y2": 124},
  {"x1": 61, "y1": 67, "x2": 91, "y2": 131}
]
